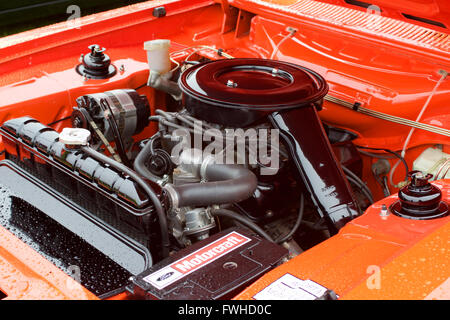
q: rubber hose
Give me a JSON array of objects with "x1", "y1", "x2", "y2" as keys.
[
  {"x1": 166, "y1": 164, "x2": 258, "y2": 208},
  {"x1": 133, "y1": 133, "x2": 162, "y2": 184}
]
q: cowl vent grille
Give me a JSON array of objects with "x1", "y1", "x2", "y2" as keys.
[{"x1": 242, "y1": 0, "x2": 450, "y2": 53}]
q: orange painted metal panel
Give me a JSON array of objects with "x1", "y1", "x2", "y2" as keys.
[
  {"x1": 0, "y1": 225, "x2": 97, "y2": 300},
  {"x1": 235, "y1": 180, "x2": 449, "y2": 300}
]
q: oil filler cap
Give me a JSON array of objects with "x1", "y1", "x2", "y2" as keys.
[
  {"x1": 59, "y1": 128, "x2": 91, "y2": 148},
  {"x1": 391, "y1": 171, "x2": 448, "y2": 220}
]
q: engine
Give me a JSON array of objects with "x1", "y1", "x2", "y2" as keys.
[
  {"x1": 142, "y1": 57, "x2": 362, "y2": 247},
  {"x1": 0, "y1": 43, "x2": 381, "y2": 298}
]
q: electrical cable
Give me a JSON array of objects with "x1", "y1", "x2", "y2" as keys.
[
  {"x1": 148, "y1": 132, "x2": 161, "y2": 156},
  {"x1": 389, "y1": 160, "x2": 403, "y2": 188},
  {"x1": 134, "y1": 83, "x2": 147, "y2": 91},
  {"x1": 358, "y1": 149, "x2": 395, "y2": 159},
  {"x1": 356, "y1": 145, "x2": 409, "y2": 183},
  {"x1": 400, "y1": 71, "x2": 448, "y2": 159},
  {"x1": 47, "y1": 116, "x2": 71, "y2": 126},
  {"x1": 276, "y1": 194, "x2": 304, "y2": 244},
  {"x1": 382, "y1": 176, "x2": 391, "y2": 196},
  {"x1": 270, "y1": 28, "x2": 297, "y2": 59},
  {"x1": 170, "y1": 45, "x2": 234, "y2": 60},
  {"x1": 324, "y1": 95, "x2": 450, "y2": 138},
  {"x1": 342, "y1": 166, "x2": 374, "y2": 203},
  {"x1": 388, "y1": 70, "x2": 448, "y2": 187},
  {"x1": 345, "y1": 174, "x2": 374, "y2": 204},
  {"x1": 210, "y1": 208, "x2": 274, "y2": 242}
]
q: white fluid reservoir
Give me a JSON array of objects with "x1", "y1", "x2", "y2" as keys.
[
  {"x1": 413, "y1": 147, "x2": 450, "y2": 180},
  {"x1": 144, "y1": 39, "x2": 171, "y2": 75}
]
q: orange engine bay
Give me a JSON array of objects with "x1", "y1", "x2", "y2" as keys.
[{"x1": 0, "y1": 0, "x2": 448, "y2": 300}]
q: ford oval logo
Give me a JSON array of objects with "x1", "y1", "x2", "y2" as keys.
[{"x1": 157, "y1": 271, "x2": 174, "y2": 282}]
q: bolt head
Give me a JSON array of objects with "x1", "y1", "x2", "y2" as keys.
[
  {"x1": 380, "y1": 204, "x2": 390, "y2": 218},
  {"x1": 226, "y1": 80, "x2": 237, "y2": 88}
]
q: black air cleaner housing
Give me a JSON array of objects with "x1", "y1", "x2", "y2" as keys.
[
  {"x1": 180, "y1": 58, "x2": 359, "y2": 234},
  {"x1": 179, "y1": 58, "x2": 328, "y2": 127}
]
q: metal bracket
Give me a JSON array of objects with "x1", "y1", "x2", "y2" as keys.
[{"x1": 221, "y1": 0, "x2": 239, "y2": 34}]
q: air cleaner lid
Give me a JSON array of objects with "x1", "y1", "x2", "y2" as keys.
[{"x1": 179, "y1": 58, "x2": 328, "y2": 126}]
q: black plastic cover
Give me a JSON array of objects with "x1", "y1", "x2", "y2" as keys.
[{"x1": 131, "y1": 228, "x2": 288, "y2": 300}]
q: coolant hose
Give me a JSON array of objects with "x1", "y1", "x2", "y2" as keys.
[
  {"x1": 81, "y1": 146, "x2": 170, "y2": 258},
  {"x1": 164, "y1": 164, "x2": 258, "y2": 208},
  {"x1": 133, "y1": 133, "x2": 163, "y2": 184}
]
